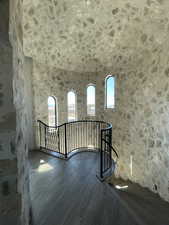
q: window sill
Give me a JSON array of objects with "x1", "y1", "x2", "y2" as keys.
[{"x1": 104, "y1": 107, "x2": 116, "y2": 112}]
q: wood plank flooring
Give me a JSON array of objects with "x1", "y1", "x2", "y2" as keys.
[{"x1": 29, "y1": 151, "x2": 169, "y2": 225}]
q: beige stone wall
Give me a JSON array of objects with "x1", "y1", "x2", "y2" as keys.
[
  {"x1": 9, "y1": 0, "x2": 34, "y2": 224},
  {"x1": 22, "y1": 0, "x2": 169, "y2": 72},
  {"x1": 0, "y1": 1, "x2": 19, "y2": 224},
  {"x1": 21, "y1": 0, "x2": 169, "y2": 202},
  {"x1": 96, "y1": 67, "x2": 169, "y2": 201},
  {"x1": 32, "y1": 61, "x2": 99, "y2": 125}
]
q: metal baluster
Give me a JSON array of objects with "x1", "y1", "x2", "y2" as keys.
[
  {"x1": 110, "y1": 128, "x2": 112, "y2": 168},
  {"x1": 71, "y1": 123, "x2": 72, "y2": 151},
  {"x1": 45, "y1": 126, "x2": 47, "y2": 150},
  {"x1": 106, "y1": 130, "x2": 109, "y2": 170},
  {"x1": 65, "y1": 124, "x2": 67, "y2": 158},
  {"x1": 76, "y1": 123, "x2": 77, "y2": 149},
  {"x1": 77, "y1": 123, "x2": 78, "y2": 149},
  {"x1": 66, "y1": 123, "x2": 69, "y2": 154},
  {"x1": 39, "y1": 122, "x2": 41, "y2": 150},
  {"x1": 62, "y1": 127, "x2": 63, "y2": 154},
  {"x1": 58, "y1": 127, "x2": 60, "y2": 153},
  {"x1": 100, "y1": 130, "x2": 103, "y2": 179}
]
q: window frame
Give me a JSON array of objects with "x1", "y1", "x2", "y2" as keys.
[
  {"x1": 47, "y1": 96, "x2": 58, "y2": 127},
  {"x1": 105, "y1": 75, "x2": 116, "y2": 110},
  {"x1": 87, "y1": 83, "x2": 96, "y2": 117},
  {"x1": 67, "y1": 90, "x2": 77, "y2": 122}
]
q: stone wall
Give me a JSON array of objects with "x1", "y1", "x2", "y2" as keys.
[
  {"x1": 32, "y1": 61, "x2": 98, "y2": 126},
  {"x1": 22, "y1": 0, "x2": 169, "y2": 202},
  {"x1": 0, "y1": 0, "x2": 19, "y2": 224},
  {"x1": 9, "y1": 0, "x2": 34, "y2": 224},
  {"x1": 94, "y1": 0, "x2": 169, "y2": 201},
  {"x1": 96, "y1": 64, "x2": 169, "y2": 202},
  {"x1": 23, "y1": 0, "x2": 169, "y2": 73}
]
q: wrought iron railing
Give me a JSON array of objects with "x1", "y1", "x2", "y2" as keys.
[{"x1": 37, "y1": 120, "x2": 118, "y2": 180}]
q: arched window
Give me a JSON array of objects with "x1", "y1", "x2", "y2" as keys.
[
  {"x1": 87, "y1": 85, "x2": 95, "y2": 116},
  {"x1": 48, "y1": 96, "x2": 57, "y2": 126},
  {"x1": 67, "y1": 91, "x2": 77, "y2": 122},
  {"x1": 105, "y1": 75, "x2": 115, "y2": 109}
]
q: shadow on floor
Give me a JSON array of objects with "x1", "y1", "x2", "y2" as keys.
[
  {"x1": 29, "y1": 150, "x2": 169, "y2": 225},
  {"x1": 106, "y1": 177, "x2": 169, "y2": 225}
]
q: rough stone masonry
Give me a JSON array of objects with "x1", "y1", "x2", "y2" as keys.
[
  {"x1": 1, "y1": 0, "x2": 169, "y2": 224},
  {"x1": 23, "y1": 0, "x2": 169, "y2": 202}
]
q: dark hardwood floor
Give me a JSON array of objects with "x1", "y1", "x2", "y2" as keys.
[{"x1": 29, "y1": 151, "x2": 169, "y2": 225}]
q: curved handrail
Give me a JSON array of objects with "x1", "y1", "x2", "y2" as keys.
[
  {"x1": 37, "y1": 120, "x2": 57, "y2": 128},
  {"x1": 102, "y1": 138, "x2": 119, "y2": 159},
  {"x1": 37, "y1": 119, "x2": 112, "y2": 129},
  {"x1": 37, "y1": 119, "x2": 117, "y2": 180}
]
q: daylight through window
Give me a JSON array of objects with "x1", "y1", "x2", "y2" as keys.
[
  {"x1": 87, "y1": 85, "x2": 95, "y2": 116},
  {"x1": 48, "y1": 96, "x2": 57, "y2": 126},
  {"x1": 105, "y1": 76, "x2": 115, "y2": 109},
  {"x1": 68, "y1": 91, "x2": 77, "y2": 121}
]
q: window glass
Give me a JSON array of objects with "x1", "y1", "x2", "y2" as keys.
[
  {"x1": 48, "y1": 96, "x2": 57, "y2": 126},
  {"x1": 87, "y1": 85, "x2": 95, "y2": 116},
  {"x1": 106, "y1": 76, "x2": 115, "y2": 109},
  {"x1": 68, "y1": 91, "x2": 76, "y2": 121}
]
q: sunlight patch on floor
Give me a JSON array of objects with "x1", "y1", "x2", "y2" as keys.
[
  {"x1": 115, "y1": 185, "x2": 129, "y2": 190},
  {"x1": 38, "y1": 163, "x2": 53, "y2": 173}
]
